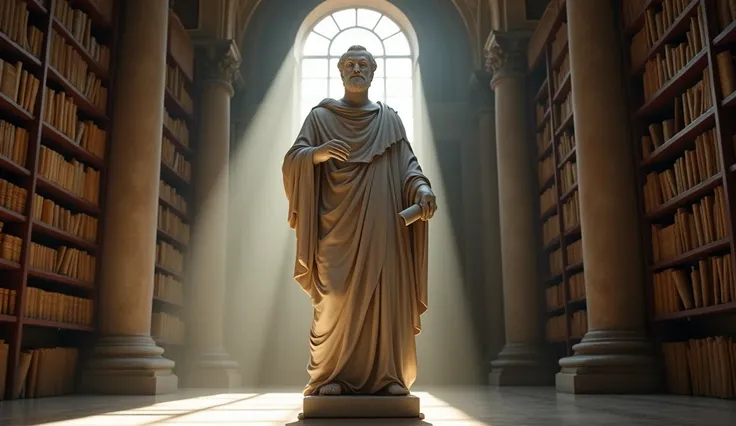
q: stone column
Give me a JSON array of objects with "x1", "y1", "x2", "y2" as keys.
[
  {"x1": 185, "y1": 40, "x2": 242, "y2": 388},
  {"x1": 81, "y1": 0, "x2": 177, "y2": 395},
  {"x1": 469, "y1": 70, "x2": 506, "y2": 367},
  {"x1": 485, "y1": 31, "x2": 550, "y2": 385},
  {"x1": 556, "y1": 0, "x2": 658, "y2": 393}
]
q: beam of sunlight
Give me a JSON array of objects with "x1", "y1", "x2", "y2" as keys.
[
  {"x1": 412, "y1": 66, "x2": 483, "y2": 387},
  {"x1": 226, "y1": 47, "x2": 314, "y2": 387},
  {"x1": 34, "y1": 391, "x2": 488, "y2": 425},
  {"x1": 223, "y1": 52, "x2": 481, "y2": 391}
]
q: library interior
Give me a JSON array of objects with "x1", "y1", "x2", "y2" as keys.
[{"x1": 0, "y1": 0, "x2": 736, "y2": 424}]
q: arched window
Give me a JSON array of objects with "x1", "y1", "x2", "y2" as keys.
[{"x1": 298, "y1": 7, "x2": 415, "y2": 141}]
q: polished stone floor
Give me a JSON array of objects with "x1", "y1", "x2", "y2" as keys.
[{"x1": 1, "y1": 386, "x2": 735, "y2": 425}]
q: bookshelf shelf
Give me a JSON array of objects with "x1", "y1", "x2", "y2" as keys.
[
  {"x1": 538, "y1": 141, "x2": 553, "y2": 161},
  {"x1": 157, "y1": 228, "x2": 186, "y2": 252},
  {"x1": 555, "y1": 114, "x2": 574, "y2": 136},
  {"x1": 553, "y1": 73, "x2": 571, "y2": 103},
  {"x1": 27, "y1": 268, "x2": 95, "y2": 291},
  {"x1": 723, "y1": 90, "x2": 736, "y2": 107},
  {"x1": 164, "y1": 88, "x2": 192, "y2": 121},
  {"x1": 0, "y1": 258, "x2": 20, "y2": 271},
  {"x1": 41, "y1": 124, "x2": 105, "y2": 168},
  {"x1": 0, "y1": 205, "x2": 25, "y2": 223},
  {"x1": 535, "y1": 78, "x2": 549, "y2": 102},
  {"x1": 640, "y1": 109, "x2": 715, "y2": 167},
  {"x1": 0, "y1": 314, "x2": 16, "y2": 324},
  {"x1": 0, "y1": 155, "x2": 30, "y2": 176},
  {"x1": 155, "y1": 264, "x2": 183, "y2": 281},
  {"x1": 635, "y1": 50, "x2": 708, "y2": 117},
  {"x1": 159, "y1": 197, "x2": 189, "y2": 222},
  {"x1": 0, "y1": 31, "x2": 43, "y2": 69},
  {"x1": 558, "y1": 147, "x2": 576, "y2": 168},
  {"x1": 23, "y1": 317, "x2": 94, "y2": 332},
  {"x1": 0, "y1": 92, "x2": 35, "y2": 123},
  {"x1": 537, "y1": 109, "x2": 551, "y2": 131},
  {"x1": 163, "y1": 126, "x2": 192, "y2": 157},
  {"x1": 713, "y1": 20, "x2": 736, "y2": 47},
  {"x1": 654, "y1": 301, "x2": 736, "y2": 321},
  {"x1": 32, "y1": 220, "x2": 98, "y2": 251},
  {"x1": 46, "y1": 67, "x2": 108, "y2": 121},
  {"x1": 560, "y1": 183, "x2": 577, "y2": 202},
  {"x1": 645, "y1": 173, "x2": 722, "y2": 220},
  {"x1": 35, "y1": 177, "x2": 101, "y2": 215},
  {"x1": 153, "y1": 295, "x2": 183, "y2": 309},
  {"x1": 649, "y1": 238, "x2": 730, "y2": 272}
]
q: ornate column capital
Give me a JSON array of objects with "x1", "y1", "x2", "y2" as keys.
[
  {"x1": 484, "y1": 30, "x2": 531, "y2": 89},
  {"x1": 197, "y1": 39, "x2": 242, "y2": 96}
]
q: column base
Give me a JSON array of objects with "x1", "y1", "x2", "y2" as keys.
[
  {"x1": 186, "y1": 348, "x2": 242, "y2": 388},
  {"x1": 555, "y1": 330, "x2": 662, "y2": 394},
  {"x1": 81, "y1": 335, "x2": 178, "y2": 395},
  {"x1": 488, "y1": 343, "x2": 554, "y2": 386}
]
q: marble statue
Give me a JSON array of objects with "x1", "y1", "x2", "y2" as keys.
[{"x1": 282, "y1": 45, "x2": 437, "y2": 397}]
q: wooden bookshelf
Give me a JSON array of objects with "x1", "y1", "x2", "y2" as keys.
[
  {"x1": 150, "y1": 9, "x2": 194, "y2": 365},
  {"x1": 0, "y1": 0, "x2": 118, "y2": 400},
  {"x1": 621, "y1": 0, "x2": 736, "y2": 399},
  {"x1": 529, "y1": 1, "x2": 589, "y2": 357}
]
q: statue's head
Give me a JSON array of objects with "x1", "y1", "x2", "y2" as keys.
[{"x1": 337, "y1": 45, "x2": 377, "y2": 93}]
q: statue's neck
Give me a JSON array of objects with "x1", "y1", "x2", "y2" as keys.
[{"x1": 341, "y1": 91, "x2": 372, "y2": 108}]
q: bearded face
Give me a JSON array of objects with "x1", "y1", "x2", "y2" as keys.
[{"x1": 339, "y1": 51, "x2": 374, "y2": 93}]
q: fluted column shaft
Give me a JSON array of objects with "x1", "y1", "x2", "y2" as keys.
[
  {"x1": 486, "y1": 31, "x2": 550, "y2": 385},
  {"x1": 186, "y1": 40, "x2": 242, "y2": 388},
  {"x1": 555, "y1": 0, "x2": 658, "y2": 394},
  {"x1": 82, "y1": 0, "x2": 177, "y2": 395}
]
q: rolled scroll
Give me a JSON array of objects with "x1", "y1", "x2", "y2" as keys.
[{"x1": 398, "y1": 204, "x2": 423, "y2": 226}]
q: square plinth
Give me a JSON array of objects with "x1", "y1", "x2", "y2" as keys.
[{"x1": 301, "y1": 395, "x2": 421, "y2": 419}]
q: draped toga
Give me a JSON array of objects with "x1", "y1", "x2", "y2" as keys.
[{"x1": 282, "y1": 99, "x2": 430, "y2": 395}]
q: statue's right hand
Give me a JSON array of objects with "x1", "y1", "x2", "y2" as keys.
[{"x1": 312, "y1": 139, "x2": 351, "y2": 164}]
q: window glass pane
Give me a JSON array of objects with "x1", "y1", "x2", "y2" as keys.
[
  {"x1": 313, "y1": 16, "x2": 340, "y2": 39},
  {"x1": 301, "y1": 58, "x2": 328, "y2": 78},
  {"x1": 303, "y1": 32, "x2": 330, "y2": 56},
  {"x1": 387, "y1": 96, "x2": 413, "y2": 119},
  {"x1": 332, "y1": 8, "x2": 356, "y2": 29},
  {"x1": 385, "y1": 58, "x2": 412, "y2": 78},
  {"x1": 369, "y1": 78, "x2": 385, "y2": 102},
  {"x1": 329, "y1": 78, "x2": 344, "y2": 99},
  {"x1": 374, "y1": 16, "x2": 400, "y2": 39},
  {"x1": 329, "y1": 58, "x2": 340, "y2": 78},
  {"x1": 373, "y1": 58, "x2": 385, "y2": 77},
  {"x1": 386, "y1": 78, "x2": 412, "y2": 99},
  {"x1": 384, "y1": 32, "x2": 411, "y2": 56},
  {"x1": 357, "y1": 8, "x2": 381, "y2": 30},
  {"x1": 405, "y1": 120, "x2": 414, "y2": 142},
  {"x1": 301, "y1": 78, "x2": 328, "y2": 109},
  {"x1": 330, "y1": 27, "x2": 384, "y2": 56}
]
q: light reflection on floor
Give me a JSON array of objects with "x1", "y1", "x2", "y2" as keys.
[{"x1": 2, "y1": 386, "x2": 736, "y2": 425}]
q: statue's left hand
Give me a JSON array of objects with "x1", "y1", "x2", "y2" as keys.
[{"x1": 414, "y1": 185, "x2": 437, "y2": 221}]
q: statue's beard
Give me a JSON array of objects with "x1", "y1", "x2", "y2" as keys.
[{"x1": 344, "y1": 75, "x2": 371, "y2": 93}]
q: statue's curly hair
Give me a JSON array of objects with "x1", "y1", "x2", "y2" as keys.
[{"x1": 337, "y1": 45, "x2": 378, "y2": 73}]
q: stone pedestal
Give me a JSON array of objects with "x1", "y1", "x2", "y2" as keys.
[
  {"x1": 185, "y1": 40, "x2": 242, "y2": 388},
  {"x1": 81, "y1": 0, "x2": 177, "y2": 395},
  {"x1": 299, "y1": 396, "x2": 422, "y2": 420},
  {"x1": 484, "y1": 31, "x2": 550, "y2": 385},
  {"x1": 555, "y1": 0, "x2": 659, "y2": 394}
]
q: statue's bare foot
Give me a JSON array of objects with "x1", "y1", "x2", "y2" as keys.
[
  {"x1": 318, "y1": 383, "x2": 342, "y2": 395},
  {"x1": 385, "y1": 383, "x2": 409, "y2": 395}
]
